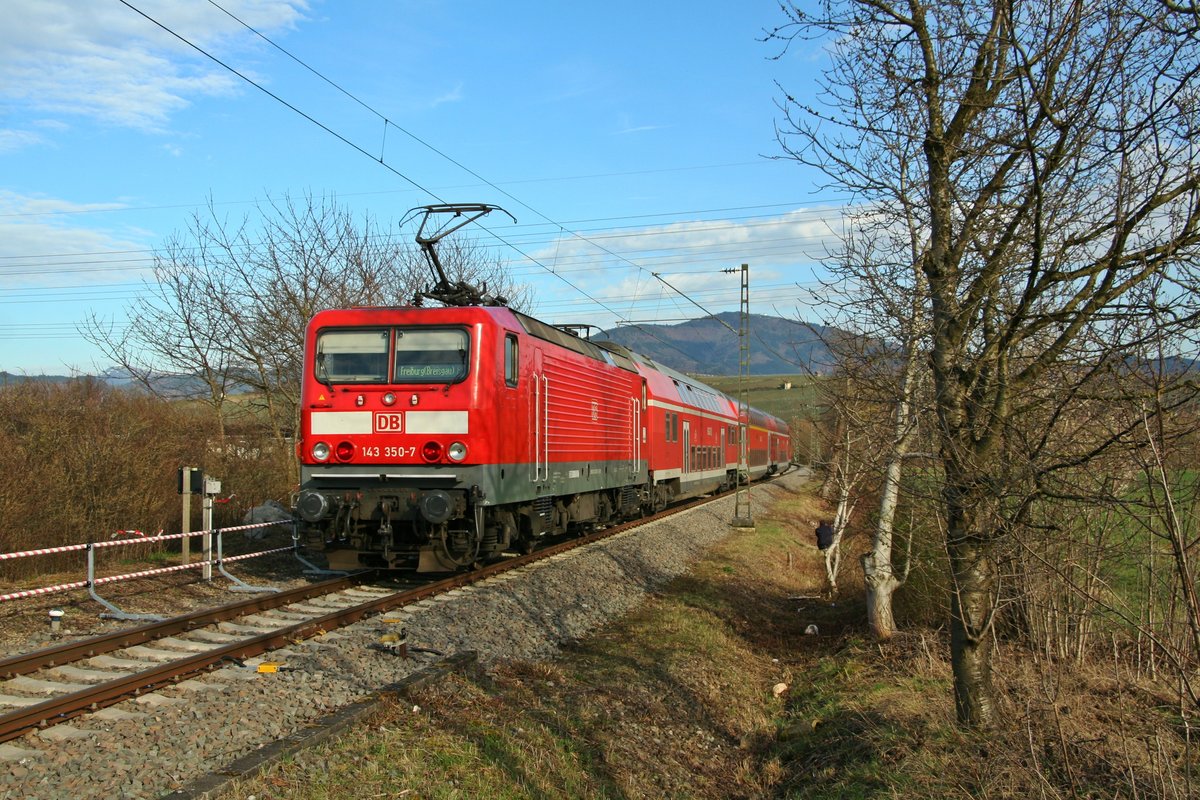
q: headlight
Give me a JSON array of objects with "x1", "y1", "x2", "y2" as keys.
[
  {"x1": 312, "y1": 442, "x2": 330, "y2": 461},
  {"x1": 382, "y1": 392, "x2": 397, "y2": 406},
  {"x1": 335, "y1": 441, "x2": 355, "y2": 461},
  {"x1": 447, "y1": 442, "x2": 467, "y2": 462}
]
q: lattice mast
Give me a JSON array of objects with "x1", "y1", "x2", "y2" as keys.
[{"x1": 731, "y1": 263, "x2": 753, "y2": 528}]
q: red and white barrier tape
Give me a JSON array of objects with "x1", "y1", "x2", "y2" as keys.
[
  {"x1": 0, "y1": 579, "x2": 90, "y2": 603},
  {"x1": 91, "y1": 560, "x2": 206, "y2": 586},
  {"x1": 0, "y1": 542, "x2": 90, "y2": 560},
  {"x1": 0, "y1": 519, "x2": 295, "y2": 604},
  {"x1": 220, "y1": 546, "x2": 292, "y2": 563},
  {"x1": 0, "y1": 520, "x2": 289, "y2": 561}
]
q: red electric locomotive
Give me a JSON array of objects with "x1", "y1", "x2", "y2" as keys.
[{"x1": 292, "y1": 205, "x2": 791, "y2": 571}]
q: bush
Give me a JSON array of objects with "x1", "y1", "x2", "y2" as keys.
[{"x1": 0, "y1": 381, "x2": 292, "y2": 580}]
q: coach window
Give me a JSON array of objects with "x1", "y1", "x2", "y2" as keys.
[{"x1": 504, "y1": 334, "x2": 519, "y2": 387}]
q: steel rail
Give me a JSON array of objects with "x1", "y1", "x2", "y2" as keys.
[
  {"x1": 0, "y1": 572, "x2": 381, "y2": 680},
  {"x1": 0, "y1": 490, "x2": 726, "y2": 743}
]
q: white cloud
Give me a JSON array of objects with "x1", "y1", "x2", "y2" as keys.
[
  {"x1": 0, "y1": 0, "x2": 308, "y2": 137},
  {"x1": 613, "y1": 113, "x2": 667, "y2": 136},
  {"x1": 0, "y1": 129, "x2": 44, "y2": 153},
  {"x1": 429, "y1": 81, "x2": 464, "y2": 108},
  {"x1": 514, "y1": 207, "x2": 846, "y2": 328},
  {"x1": 614, "y1": 124, "x2": 666, "y2": 135},
  {"x1": 530, "y1": 207, "x2": 844, "y2": 268},
  {"x1": 0, "y1": 191, "x2": 151, "y2": 288}
]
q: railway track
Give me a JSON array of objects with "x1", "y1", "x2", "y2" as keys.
[{"x1": 0, "y1": 489, "x2": 727, "y2": 745}]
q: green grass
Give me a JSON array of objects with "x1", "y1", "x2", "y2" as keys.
[{"x1": 700, "y1": 374, "x2": 825, "y2": 422}]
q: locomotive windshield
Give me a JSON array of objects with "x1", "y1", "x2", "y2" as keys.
[
  {"x1": 313, "y1": 327, "x2": 469, "y2": 384},
  {"x1": 315, "y1": 329, "x2": 389, "y2": 383},
  {"x1": 394, "y1": 328, "x2": 469, "y2": 383}
]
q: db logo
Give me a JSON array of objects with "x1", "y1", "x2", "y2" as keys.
[{"x1": 374, "y1": 412, "x2": 404, "y2": 433}]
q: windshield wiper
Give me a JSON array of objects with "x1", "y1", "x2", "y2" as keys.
[{"x1": 316, "y1": 352, "x2": 336, "y2": 394}]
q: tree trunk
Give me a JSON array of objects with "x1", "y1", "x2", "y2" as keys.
[
  {"x1": 862, "y1": 550, "x2": 900, "y2": 639},
  {"x1": 824, "y1": 491, "x2": 851, "y2": 596},
  {"x1": 947, "y1": 531, "x2": 997, "y2": 727},
  {"x1": 862, "y1": 332, "x2": 922, "y2": 639},
  {"x1": 863, "y1": 421, "x2": 908, "y2": 638}
]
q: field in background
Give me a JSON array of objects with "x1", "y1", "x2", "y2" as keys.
[{"x1": 699, "y1": 374, "x2": 822, "y2": 424}]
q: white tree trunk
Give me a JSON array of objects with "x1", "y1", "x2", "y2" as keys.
[{"x1": 863, "y1": 330, "x2": 923, "y2": 638}]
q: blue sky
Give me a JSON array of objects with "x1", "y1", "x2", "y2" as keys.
[{"x1": 0, "y1": 0, "x2": 842, "y2": 374}]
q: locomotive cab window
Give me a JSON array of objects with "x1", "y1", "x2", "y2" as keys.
[
  {"x1": 315, "y1": 329, "x2": 389, "y2": 383},
  {"x1": 504, "y1": 333, "x2": 519, "y2": 387},
  {"x1": 394, "y1": 328, "x2": 469, "y2": 383}
]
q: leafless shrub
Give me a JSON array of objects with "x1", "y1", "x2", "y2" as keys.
[
  {"x1": 0, "y1": 381, "x2": 298, "y2": 583},
  {"x1": 0, "y1": 381, "x2": 207, "y2": 579}
]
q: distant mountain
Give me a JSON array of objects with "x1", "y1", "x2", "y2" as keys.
[
  {"x1": 1162, "y1": 355, "x2": 1199, "y2": 374},
  {"x1": 9, "y1": 318, "x2": 1190, "y2": 387},
  {"x1": 2, "y1": 315, "x2": 832, "y2": 389},
  {"x1": 0, "y1": 371, "x2": 74, "y2": 386},
  {"x1": 0, "y1": 368, "x2": 242, "y2": 397},
  {"x1": 598, "y1": 313, "x2": 840, "y2": 376}
]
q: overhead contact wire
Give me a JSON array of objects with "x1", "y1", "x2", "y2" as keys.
[
  {"x1": 119, "y1": 0, "x2": 444, "y2": 204},
  {"x1": 201, "y1": 0, "x2": 733, "y2": 328}
]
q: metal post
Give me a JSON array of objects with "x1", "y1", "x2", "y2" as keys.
[
  {"x1": 87, "y1": 542, "x2": 165, "y2": 621},
  {"x1": 201, "y1": 491, "x2": 213, "y2": 582},
  {"x1": 216, "y1": 529, "x2": 278, "y2": 593},
  {"x1": 732, "y1": 263, "x2": 754, "y2": 529}
]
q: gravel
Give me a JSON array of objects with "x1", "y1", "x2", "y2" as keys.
[{"x1": 0, "y1": 473, "x2": 803, "y2": 800}]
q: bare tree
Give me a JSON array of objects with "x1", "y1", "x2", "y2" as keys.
[
  {"x1": 817, "y1": 385, "x2": 869, "y2": 595},
  {"x1": 813, "y1": 212, "x2": 933, "y2": 638},
  {"x1": 85, "y1": 193, "x2": 528, "y2": 461},
  {"x1": 770, "y1": 0, "x2": 1200, "y2": 725},
  {"x1": 83, "y1": 242, "x2": 240, "y2": 439}
]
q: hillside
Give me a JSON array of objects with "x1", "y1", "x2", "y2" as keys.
[
  {"x1": 701, "y1": 374, "x2": 821, "y2": 424},
  {"x1": 220, "y1": 472, "x2": 1183, "y2": 800},
  {"x1": 599, "y1": 312, "x2": 839, "y2": 376},
  {"x1": 0, "y1": 371, "x2": 74, "y2": 386}
]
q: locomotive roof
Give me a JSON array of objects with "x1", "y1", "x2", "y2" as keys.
[{"x1": 512, "y1": 310, "x2": 640, "y2": 374}]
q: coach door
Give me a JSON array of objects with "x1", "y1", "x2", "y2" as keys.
[
  {"x1": 629, "y1": 378, "x2": 644, "y2": 479},
  {"x1": 682, "y1": 420, "x2": 691, "y2": 476}
]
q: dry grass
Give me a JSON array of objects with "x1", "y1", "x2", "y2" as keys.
[{"x1": 221, "y1": 480, "x2": 1198, "y2": 800}]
